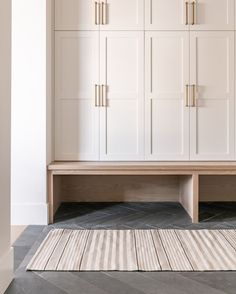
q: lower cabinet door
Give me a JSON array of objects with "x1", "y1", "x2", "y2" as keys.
[
  {"x1": 55, "y1": 31, "x2": 100, "y2": 160},
  {"x1": 145, "y1": 32, "x2": 190, "y2": 160},
  {"x1": 99, "y1": 31, "x2": 144, "y2": 160},
  {"x1": 190, "y1": 31, "x2": 235, "y2": 160}
]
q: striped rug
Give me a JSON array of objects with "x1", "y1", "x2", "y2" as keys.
[{"x1": 27, "y1": 229, "x2": 236, "y2": 272}]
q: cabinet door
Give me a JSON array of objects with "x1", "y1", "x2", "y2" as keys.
[
  {"x1": 100, "y1": 0, "x2": 144, "y2": 30},
  {"x1": 190, "y1": 0, "x2": 235, "y2": 30},
  {"x1": 190, "y1": 32, "x2": 235, "y2": 160},
  {"x1": 55, "y1": 32, "x2": 100, "y2": 160},
  {"x1": 100, "y1": 32, "x2": 144, "y2": 160},
  {"x1": 145, "y1": 0, "x2": 189, "y2": 30},
  {"x1": 55, "y1": 0, "x2": 99, "y2": 30},
  {"x1": 145, "y1": 32, "x2": 190, "y2": 160}
]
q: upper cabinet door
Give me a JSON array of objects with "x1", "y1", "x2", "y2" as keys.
[
  {"x1": 190, "y1": 32, "x2": 235, "y2": 160},
  {"x1": 100, "y1": 31, "x2": 144, "y2": 160},
  {"x1": 189, "y1": 0, "x2": 235, "y2": 30},
  {"x1": 145, "y1": 32, "x2": 190, "y2": 160},
  {"x1": 55, "y1": 32, "x2": 100, "y2": 160},
  {"x1": 55, "y1": 0, "x2": 99, "y2": 30},
  {"x1": 145, "y1": 0, "x2": 190, "y2": 30},
  {"x1": 100, "y1": 0, "x2": 144, "y2": 30}
]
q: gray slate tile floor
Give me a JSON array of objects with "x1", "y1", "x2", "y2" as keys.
[{"x1": 5, "y1": 202, "x2": 236, "y2": 294}]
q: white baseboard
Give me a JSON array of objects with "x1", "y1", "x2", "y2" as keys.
[
  {"x1": 0, "y1": 248, "x2": 14, "y2": 294},
  {"x1": 11, "y1": 203, "x2": 49, "y2": 225}
]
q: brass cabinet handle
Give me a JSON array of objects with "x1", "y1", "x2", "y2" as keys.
[
  {"x1": 100, "y1": 85, "x2": 103, "y2": 107},
  {"x1": 188, "y1": 84, "x2": 196, "y2": 107},
  {"x1": 101, "y1": 2, "x2": 107, "y2": 25},
  {"x1": 104, "y1": 2, "x2": 107, "y2": 25},
  {"x1": 101, "y1": 85, "x2": 107, "y2": 107},
  {"x1": 191, "y1": 1, "x2": 195, "y2": 25},
  {"x1": 185, "y1": 2, "x2": 189, "y2": 25},
  {"x1": 95, "y1": 2, "x2": 98, "y2": 25},
  {"x1": 95, "y1": 85, "x2": 107, "y2": 107},
  {"x1": 185, "y1": 85, "x2": 189, "y2": 107},
  {"x1": 95, "y1": 1, "x2": 101, "y2": 25},
  {"x1": 95, "y1": 84, "x2": 100, "y2": 106},
  {"x1": 191, "y1": 84, "x2": 196, "y2": 107}
]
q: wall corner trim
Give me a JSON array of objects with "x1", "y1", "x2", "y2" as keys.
[{"x1": 0, "y1": 247, "x2": 14, "y2": 294}]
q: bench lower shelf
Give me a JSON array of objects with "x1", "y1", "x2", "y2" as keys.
[{"x1": 48, "y1": 162, "x2": 236, "y2": 224}]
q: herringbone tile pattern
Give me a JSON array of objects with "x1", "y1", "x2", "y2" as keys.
[{"x1": 6, "y1": 202, "x2": 236, "y2": 294}]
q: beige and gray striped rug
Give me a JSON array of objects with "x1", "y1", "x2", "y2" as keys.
[{"x1": 27, "y1": 229, "x2": 236, "y2": 272}]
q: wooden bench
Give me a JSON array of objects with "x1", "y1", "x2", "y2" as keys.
[{"x1": 47, "y1": 162, "x2": 236, "y2": 224}]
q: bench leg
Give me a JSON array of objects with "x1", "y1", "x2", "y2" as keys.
[
  {"x1": 48, "y1": 171, "x2": 54, "y2": 224},
  {"x1": 179, "y1": 173, "x2": 199, "y2": 223}
]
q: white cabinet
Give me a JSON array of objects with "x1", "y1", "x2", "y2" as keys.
[
  {"x1": 145, "y1": 0, "x2": 189, "y2": 30},
  {"x1": 100, "y1": 32, "x2": 144, "y2": 160},
  {"x1": 55, "y1": 31, "x2": 144, "y2": 161},
  {"x1": 145, "y1": 32, "x2": 190, "y2": 160},
  {"x1": 54, "y1": 1, "x2": 236, "y2": 162},
  {"x1": 145, "y1": 31, "x2": 235, "y2": 161},
  {"x1": 55, "y1": 32, "x2": 100, "y2": 160},
  {"x1": 145, "y1": 0, "x2": 235, "y2": 31},
  {"x1": 190, "y1": 31, "x2": 235, "y2": 160}
]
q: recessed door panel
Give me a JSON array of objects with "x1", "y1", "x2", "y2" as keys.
[
  {"x1": 190, "y1": 0, "x2": 234, "y2": 30},
  {"x1": 56, "y1": 100, "x2": 98, "y2": 159},
  {"x1": 55, "y1": 0, "x2": 99, "y2": 30},
  {"x1": 150, "y1": 100, "x2": 188, "y2": 156},
  {"x1": 190, "y1": 32, "x2": 234, "y2": 160},
  {"x1": 100, "y1": 0, "x2": 144, "y2": 30},
  {"x1": 104, "y1": 100, "x2": 140, "y2": 155},
  {"x1": 100, "y1": 31, "x2": 144, "y2": 160},
  {"x1": 145, "y1": 32, "x2": 190, "y2": 160},
  {"x1": 145, "y1": 0, "x2": 189, "y2": 30},
  {"x1": 193, "y1": 100, "x2": 230, "y2": 155},
  {"x1": 55, "y1": 32, "x2": 99, "y2": 160}
]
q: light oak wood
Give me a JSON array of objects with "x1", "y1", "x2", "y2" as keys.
[
  {"x1": 49, "y1": 161, "x2": 236, "y2": 173},
  {"x1": 60, "y1": 175, "x2": 180, "y2": 202},
  {"x1": 200, "y1": 176, "x2": 236, "y2": 202},
  {"x1": 179, "y1": 174, "x2": 199, "y2": 223},
  {"x1": 54, "y1": 175, "x2": 62, "y2": 215},
  {"x1": 47, "y1": 162, "x2": 236, "y2": 223},
  {"x1": 48, "y1": 171, "x2": 54, "y2": 224},
  {"x1": 48, "y1": 172, "x2": 62, "y2": 224}
]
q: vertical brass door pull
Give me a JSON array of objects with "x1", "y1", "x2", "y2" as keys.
[
  {"x1": 191, "y1": 84, "x2": 196, "y2": 107},
  {"x1": 185, "y1": 2, "x2": 189, "y2": 25},
  {"x1": 95, "y1": 1, "x2": 101, "y2": 25},
  {"x1": 191, "y1": 1, "x2": 196, "y2": 25},
  {"x1": 185, "y1": 85, "x2": 189, "y2": 107},
  {"x1": 95, "y1": 2, "x2": 98, "y2": 25},
  {"x1": 101, "y1": 2, "x2": 107, "y2": 25},
  {"x1": 101, "y1": 85, "x2": 107, "y2": 107},
  {"x1": 95, "y1": 84, "x2": 100, "y2": 107}
]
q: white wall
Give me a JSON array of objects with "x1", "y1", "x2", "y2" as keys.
[
  {"x1": 0, "y1": 0, "x2": 14, "y2": 292},
  {"x1": 47, "y1": 0, "x2": 54, "y2": 165},
  {"x1": 11, "y1": 0, "x2": 48, "y2": 225}
]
